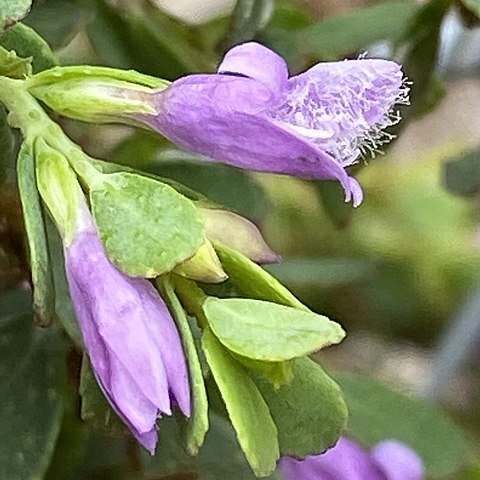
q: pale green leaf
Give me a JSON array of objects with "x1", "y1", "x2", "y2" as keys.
[
  {"x1": 214, "y1": 242, "x2": 306, "y2": 310},
  {"x1": 204, "y1": 297, "x2": 345, "y2": 361},
  {"x1": 202, "y1": 328, "x2": 279, "y2": 477},
  {"x1": 90, "y1": 172, "x2": 205, "y2": 277}
]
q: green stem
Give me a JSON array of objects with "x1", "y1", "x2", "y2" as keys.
[
  {"x1": 170, "y1": 274, "x2": 209, "y2": 328},
  {"x1": 0, "y1": 75, "x2": 105, "y2": 188}
]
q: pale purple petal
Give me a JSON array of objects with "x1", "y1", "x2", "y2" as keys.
[
  {"x1": 64, "y1": 207, "x2": 190, "y2": 452},
  {"x1": 371, "y1": 441, "x2": 425, "y2": 480},
  {"x1": 130, "y1": 277, "x2": 191, "y2": 416},
  {"x1": 218, "y1": 42, "x2": 288, "y2": 94}
]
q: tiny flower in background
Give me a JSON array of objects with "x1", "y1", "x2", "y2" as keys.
[
  {"x1": 279, "y1": 437, "x2": 424, "y2": 480},
  {"x1": 65, "y1": 203, "x2": 190, "y2": 452},
  {"x1": 140, "y1": 42, "x2": 408, "y2": 206}
]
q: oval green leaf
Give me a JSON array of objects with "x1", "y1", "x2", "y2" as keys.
[
  {"x1": 253, "y1": 358, "x2": 348, "y2": 458},
  {"x1": 203, "y1": 297, "x2": 345, "y2": 362},
  {"x1": 202, "y1": 328, "x2": 279, "y2": 477},
  {"x1": 90, "y1": 172, "x2": 205, "y2": 277}
]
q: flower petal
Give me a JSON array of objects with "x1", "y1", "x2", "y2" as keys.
[
  {"x1": 217, "y1": 41, "x2": 288, "y2": 94},
  {"x1": 130, "y1": 277, "x2": 191, "y2": 416},
  {"x1": 371, "y1": 441, "x2": 425, "y2": 480},
  {"x1": 146, "y1": 78, "x2": 362, "y2": 204}
]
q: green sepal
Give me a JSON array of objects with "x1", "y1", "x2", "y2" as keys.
[
  {"x1": 202, "y1": 328, "x2": 279, "y2": 477},
  {"x1": 157, "y1": 275, "x2": 209, "y2": 455},
  {"x1": 27, "y1": 65, "x2": 170, "y2": 125},
  {"x1": 34, "y1": 138, "x2": 83, "y2": 244},
  {"x1": 17, "y1": 141, "x2": 55, "y2": 326}
]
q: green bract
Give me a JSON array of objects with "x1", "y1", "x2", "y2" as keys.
[
  {"x1": 203, "y1": 297, "x2": 345, "y2": 361},
  {"x1": 89, "y1": 171, "x2": 206, "y2": 277}
]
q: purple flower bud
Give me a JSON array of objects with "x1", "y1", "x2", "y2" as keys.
[
  {"x1": 139, "y1": 42, "x2": 408, "y2": 207},
  {"x1": 65, "y1": 205, "x2": 190, "y2": 453},
  {"x1": 279, "y1": 437, "x2": 424, "y2": 480}
]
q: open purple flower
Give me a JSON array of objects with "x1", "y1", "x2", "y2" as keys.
[
  {"x1": 65, "y1": 203, "x2": 190, "y2": 453},
  {"x1": 279, "y1": 438, "x2": 424, "y2": 480},
  {"x1": 138, "y1": 42, "x2": 408, "y2": 206}
]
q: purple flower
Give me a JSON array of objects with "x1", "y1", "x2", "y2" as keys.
[
  {"x1": 139, "y1": 42, "x2": 408, "y2": 207},
  {"x1": 279, "y1": 438, "x2": 425, "y2": 480},
  {"x1": 65, "y1": 205, "x2": 190, "y2": 452}
]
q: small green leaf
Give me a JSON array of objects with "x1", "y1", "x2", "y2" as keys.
[
  {"x1": 204, "y1": 297, "x2": 345, "y2": 361},
  {"x1": 461, "y1": 0, "x2": 480, "y2": 18},
  {"x1": 0, "y1": 23, "x2": 57, "y2": 72},
  {"x1": 336, "y1": 372, "x2": 473, "y2": 477},
  {"x1": 0, "y1": 45, "x2": 31, "y2": 77},
  {"x1": 214, "y1": 242, "x2": 306, "y2": 310},
  {"x1": 17, "y1": 141, "x2": 55, "y2": 327},
  {"x1": 253, "y1": 358, "x2": 348, "y2": 458},
  {"x1": 202, "y1": 328, "x2": 279, "y2": 477},
  {"x1": 158, "y1": 276, "x2": 209, "y2": 455},
  {"x1": 0, "y1": 290, "x2": 64, "y2": 480},
  {"x1": 79, "y1": 355, "x2": 126, "y2": 437},
  {"x1": 0, "y1": 0, "x2": 31, "y2": 32},
  {"x1": 89, "y1": 172, "x2": 205, "y2": 277},
  {"x1": 443, "y1": 149, "x2": 480, "y2": 197}
]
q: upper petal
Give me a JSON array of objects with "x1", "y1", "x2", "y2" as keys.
[
  {"x1": 218, "y1": 41, "x2": 288, "y2": 94},
  {"x1": 370, "y1": 441, "x2": 425, "y2": 480}
]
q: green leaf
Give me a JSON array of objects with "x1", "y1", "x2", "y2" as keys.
[
  {"x1": 0, "y1": 290, "x2": 64, "y2": 480},
  {"x1": 87, "y1": 0, "x2": 206, "y2": 80},
  {"x1": 79, "y1": 355, "x2": 126, "y2": 437},
  {"x1": 0, "y1": 23, "x2": 57, "y2": 72},
  {"x1": 399, "y1": 0, "x2": 451, "y2": 119},
  {"x1": 268, "y1": 0, "x2": 418, "y2": 62},
  {"x1": 0, "y1": 45, "x2": 31, "y2": 77},
  {"x1": 0, "y1": 0, "x2": 31, "y2": 32},
  {"x1": 158, "y1": 275, "x2": 209, "y2": 455},
  {"x1": 23, "y1": 0, "x2": 91, "y2": 50},
  {"x1": 253, "y1": 358, "x2": 348, "y2": 458},
  {"x1": 265, "y1": 257, "x2": 377, "y2": 288},
  {"x1": 17, "y1": 142, "x2": 55, "y2": 326},
  {"x1": 336, "y1": 372, "x2": 473, "y2": 477},
  {"x1": 89, "y1": 172, "x2": 205, "y2": 277},
  {"x1": 461, "y1": 0, "x2": 480, "y2": 18},
  {"x1": 315, "y1": 180, "x2": 353, "y2": 229},
  {"x1": 204, "y1": 297, "x2": 345, "y2": 361},
  {"x1": 443, "y1": 149, "x2": 480, "y2": 197},
  {"x1": 222, "y1": 0, "x2": 274, "y2": 49},
  {"x1": 214, "y1": 242, "x2": 307, "y2": 310},
  {"x1": 202, "y1": 328, "x2": 279, "y2": 477}
]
